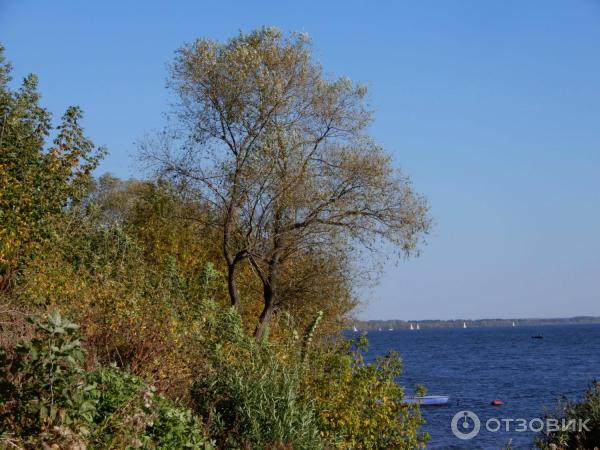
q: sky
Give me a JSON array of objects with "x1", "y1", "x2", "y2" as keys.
[{"x1": 1, "y1": 0, "x2": 599, "y2": 320}]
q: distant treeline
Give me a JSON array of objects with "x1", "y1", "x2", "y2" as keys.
[{"x1": 355, "y1": 316, "x2": 600, "y2": 330}]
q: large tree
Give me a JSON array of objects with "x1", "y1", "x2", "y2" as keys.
[
  {"x1": 143, "y1": 28, "x2": 431, "y2": 338},
  {"x1": 0, "y1": 45, "x2": 104, "y2": 291}
]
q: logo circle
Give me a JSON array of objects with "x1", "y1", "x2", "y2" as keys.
[{"x1": 451, "y1": 410, "x2": 481, "y2": 440}]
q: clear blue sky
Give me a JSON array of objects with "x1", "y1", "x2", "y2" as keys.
[{"x1": 2, "y1": 0, "x2": 599, "y2": 320}]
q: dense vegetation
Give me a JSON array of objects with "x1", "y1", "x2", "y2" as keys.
[
  {"x1": 0, "y1": 29, "x2": 430, "y2": 449},
  {"x1": 536, "y1": 382, "x2": 600, "y2": 450},
  {"x1": 0, "y1": 312, "x2": 212, "y2": 449}
]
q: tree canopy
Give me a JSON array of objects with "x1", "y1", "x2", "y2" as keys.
[
  {"x1": 0, "y1": 45, "x2": 104, "y2": 291},
  {"x1": 143, "y1": 27, "x2": 431, "y2": 337}
]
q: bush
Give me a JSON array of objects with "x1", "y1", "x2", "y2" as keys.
[
  {"x1": 0, "y1": 311, "x2": 98, "y2": 448},
  {"x1": 536, "y1": 381, "x2": 600, "y2": 450},
  {"x1": 0, "y1": 312, "x2": 213, "y2": 449},
  {"x1": 88, "y1": 366, "x2": 212, "y2": 449},
  {"x1": 190, "y1": 307, "x2": 427, "y2": 450},
  {"x1": 191, "y1": 306, "x2": 322, "y2": 450},
  {"x1": 303, "y1": 334, "x2": 428, "y2": 449},
  {"x1": 16, "y1": 214, "x2": 208, "y2": 397}
]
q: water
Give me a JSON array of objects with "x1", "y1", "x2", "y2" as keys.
[{"x1": 362, "y1": 324, "x2": 600, "y2": 449}]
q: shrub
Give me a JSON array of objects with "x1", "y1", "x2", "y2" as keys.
[
  {"x1": 302, "y1": 334, "x2": 428, "y2": 449},
  {"x1": 16, "y1": 215, "x2": 208, "y2": 397},
  {"x1": 190, "y1": 306, "x2": 427, "y2": 450},
  {"x1": 191, "y1": 306, "x2": 322, "y2": 450},
  {"x1": 536, "y1": 381, "x2": 600, "y2": 450},
  {"x1": 0, "y1": 312, "x2": 213, "y2": 449},
  {"x1": 0, "y1": 311, "x2": 98, "y2": 448},
  {"x1": 88, "y1": 367, "x2": 212, "y2": 449}
]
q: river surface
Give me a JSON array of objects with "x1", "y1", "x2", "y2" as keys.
[{"x1": 361, "y1": 324, "x2": 600, "y2": 449}]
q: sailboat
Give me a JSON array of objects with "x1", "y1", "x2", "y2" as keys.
[
  {"x1": 388, "y1": 326, "x2": 394, "y2": 331},
  {"x1": 409, "y1": 324, "x2": 414, "y2": 331},
  {"x1": 512, "y1": 321, "x2": 516, "y2": 327},
  {"x1": 353, "y1": 325, "x2": 358, "y2": 332},
  {"x1": 416, "y1": 323, "x2": 420, "y2": 330},
  {"x1": 378, "y1": 327, "x2": 382, "y2": 331},
  {"x1": 463, "y1": 322, "x2": 467, "y2": 329}
]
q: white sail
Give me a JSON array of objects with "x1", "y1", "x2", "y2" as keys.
[
  {"x1": 416, "y1": 323, "x2": 420, "y2": 330},
  {"x1": 512, "y1": 321, "x2": 515, "y2": 327},
  {"x1": 409, "y1": 324, "x2": 414, "y2": 330},
  {"x1": 353, "y1": 325, "x2": 358, "y2": 332},
  {"x1": 463, "y1": 322, "x2": 467, "y2": 329}
]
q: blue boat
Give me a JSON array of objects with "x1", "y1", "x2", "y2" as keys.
[{"x1": 404, "y1": 395, "x2": 449, "y2": 406}]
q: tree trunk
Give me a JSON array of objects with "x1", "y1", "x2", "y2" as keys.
[
  {"x1": 223, "y1": 199, "x2": 241, "y2": 308},
  {"x1": 227, "y1": 263, "x2": 240, "y2": 308},
  {"x1": 254, "y1": 282, "x2": 275, "y2": 340},
  {"x1": 254, "y1": 208, "x2": 282, "y2": 340}
]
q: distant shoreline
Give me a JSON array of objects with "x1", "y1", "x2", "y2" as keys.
[{"x1": 354, "y1": 316, "x2": 600, "y2": 330}]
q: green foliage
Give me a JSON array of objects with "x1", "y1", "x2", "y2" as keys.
[
  {"x1": 88, "y1": 367, "x2": 213, "y2": 449},
  {"x1": 190, "y1": 306, "x2": 426, "y2": 449},
  {"x1": 17, "y1": 208, "x2": 206, "y2": 395},
  {"x1": 0, "y1": 44, "x2": 12, "y2": 90},
  {"x1": 191, "y1": 305, "x2": 322, "y2": 450},
  {"x1": 303, "y1": 335, "x2": 428, "y2": 449},
  {"x1": 536, "y1": 381, "x2": 600, "y2": 450},
  {"x1": 0, "y1": 312, "x2": 213, "y2": 449},
  {"x1": 0, "y1": 311, "x2": 101, "y2": 447},
  {"x1": 0, "y1": 46, "x2": 104, "y2": 291}
]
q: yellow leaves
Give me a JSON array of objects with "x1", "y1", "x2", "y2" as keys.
[{"x1": 298, "y1": 340, "x2": 427, "y2": 449}]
